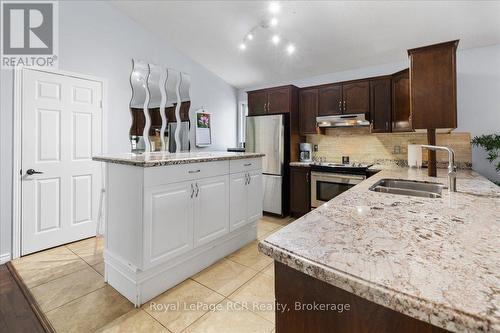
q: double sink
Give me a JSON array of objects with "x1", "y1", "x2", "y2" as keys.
[{"x1": 369, "y1": 179, "x2": 445, "y2": 198}]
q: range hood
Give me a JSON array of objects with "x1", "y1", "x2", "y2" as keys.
[{"x1": 316, "y1": 114, "x2": 370, "y2": 128}]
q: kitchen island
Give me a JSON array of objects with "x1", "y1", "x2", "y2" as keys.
[
  {"x1": 259, "y1": 167, "x2": 500, "y2": 332},
  {"x1": 93, "y1": 151, "x2": 264, "y2": 306}
]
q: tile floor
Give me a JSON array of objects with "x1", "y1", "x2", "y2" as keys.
[{"x1": 11, "y1": 215, "x2": 293, "y2": 333}]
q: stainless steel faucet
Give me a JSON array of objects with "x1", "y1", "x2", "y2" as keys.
[{"x1": 421, "y1": 145, "x2": 457, "y2": 192}]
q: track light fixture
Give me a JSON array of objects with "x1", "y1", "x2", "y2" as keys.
[{"x1": 238, "y1": 2, "x2": 296, "y2": 55}]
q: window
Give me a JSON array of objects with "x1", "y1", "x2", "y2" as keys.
[{"x1": 237, "y1": 102, "x2": 248, "y2": 148}]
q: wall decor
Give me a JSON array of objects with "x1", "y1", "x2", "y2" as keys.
[
  {"x1": 128, "y1": 59, "x2": 192, "y2": 153},
  {"x1": 195, "y1": 109, "x2": 212, "y2": 147}
]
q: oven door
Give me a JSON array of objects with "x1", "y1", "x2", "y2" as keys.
[{"x1": 311, "y1": 172, "x2": 365, "y2": 208}]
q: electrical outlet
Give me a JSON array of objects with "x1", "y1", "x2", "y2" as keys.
[{"x1": 393, "y1": 145, "x2": 401, "y2": 154}]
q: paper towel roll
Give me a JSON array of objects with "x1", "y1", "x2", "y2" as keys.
[{"x1": 408, "y1": 144, "x2": 422, "y2": 168}]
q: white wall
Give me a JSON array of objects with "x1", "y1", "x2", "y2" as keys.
[
  {"x1": 455, "y1": 45, "x2": 500, "y2": 182},
  {"x1": 0, "y1": 1, "x2": 238, "y2": 259},
  {"x1": 239, "y1": 44, "x2": 500, "y2": 182}
]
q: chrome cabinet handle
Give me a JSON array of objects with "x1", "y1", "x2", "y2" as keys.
[
  {"x1": 244, "y1": 173, "x2": 248, "y2": 185},
  {"x1": 268, "y1": 101, "x2": 271, "y2": 112},
  {"x1": 189, "y1": 169, "x2": 201, "y2": 174},
  {"x1": 385, "y1": 121, "x2": 389, "y2": 131},
  {"x1": 338, "y1": 100, "x2": 342, "y2": 111},
  {"x1": 190, "y1": 183, "x2": 194, "y2": 198},
  {"x1": 195, "y1": 183, "x2": 199, "y2": 197},
  {"x1": 306, "y1": 172, "x2": 309, "y2": 184},
  {"x1": 248, "y1": 174, "x2": 251, "y2": 185},
  {"x1": 343, "y1": 100, "x2": 346, "y2": 112},
  {"x1": 244, "y1": 163, "x2": 252, "y2": 166},
  {"x1": 26, "y1": 169, "x2": 43, "y2": 175}
]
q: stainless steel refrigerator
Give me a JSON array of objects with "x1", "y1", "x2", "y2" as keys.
[{"x1": 246, "y1": 114, "x2": 285, "y2": 215}]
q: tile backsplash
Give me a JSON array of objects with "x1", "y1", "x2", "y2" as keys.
[{"x1": 306, "y1": 127, "x2": 471, "y2": 168}]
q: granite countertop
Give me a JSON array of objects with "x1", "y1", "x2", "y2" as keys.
[
  {"x1": 289, "y1": 161, "x2": 312, "y2": 167},
  {"x1": 93, "y1": 151, "x2": 265, "y2": 167},
  {"x1": 259, "y1": 167, "x2": 500, "y2": 332},
  {"x1": 290, "y1": 160, "x2": 473, "y2": 170}
]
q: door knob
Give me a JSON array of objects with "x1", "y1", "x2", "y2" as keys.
[{"x1": 26, "y1": 169, "x2": 43, "y2": 175}]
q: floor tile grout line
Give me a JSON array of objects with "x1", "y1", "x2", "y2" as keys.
[
  {"x1": 179, "y1": 294, "x2": 228, "y2": 333},
  {"x1": 25, "y1": 262, "x2": 92, "y2": 290},
  {"x1": 193, "y1": 295, "x2": 275, "y2": 329},
  {"x1": 224, "y1": 255, "x2": 272, "y2": 271},
  {"x1": 65, "y1": 240, "x2": 107, "y2": 278},
  {"x1": 186, "y1": 277, "x2": 229, "y2": 300},
  {"x1": 225, "y1": 276, "x2": 276, "y2": 326},
  {"x1": 44, "y1": 285, "x2": 108, "y2": 315},
  {"x1": 179, "y1": 297, "x2": 237, "y2": 333},
  {"x1": 140, "y1": 309, "x2": 173, "y2": 332},
  {"x1": 226, "y1": 270, "x2": 271, "y2": 301},
  {"x1": 14, "y1": 245, "x2": 91, "y2": 290},
  {"x1": 65, "y1": 242, "x2": 103, "y2": 269},
  {"x1": 189, "y1": 262, "x2": 261, "y2": 300}
]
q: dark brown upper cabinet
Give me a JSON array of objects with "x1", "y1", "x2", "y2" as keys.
[
  {"x1": 267, "y1": 87, "x2": 291, "y2": 114},
  {"x1": 247, "y1": 90, "x2": 267, "y2": 116},
  {"x1": 369, "y1": 78, "x2": 392, "y2": 133},
  {"x1": 408, "y1": 40, "x2": 458, "y2": 130},
  {"x1": 290, "y1": 166, "x2": 311, "y2": 218},
  {"x1": 343, "y1": 81, "x2": 370, "y2": 115},
  {"x1": 391, "y1": 69, "x2": 412, "y2": 132},
  {"x1": 247, "y1": 85, "x2": 297, "y2": 115},
  {"x1": 299, "y1": 88, "x2": 319, "y2": 135},
  {"x1": 318, "y1": 84, "x2": 342, "y2": 116}
]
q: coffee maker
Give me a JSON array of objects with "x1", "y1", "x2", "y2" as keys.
[{"x1": 299, "y1": 143, "x2": 313, "y2": 162}]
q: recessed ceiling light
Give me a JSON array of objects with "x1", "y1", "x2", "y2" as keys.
[
  {"x1": 271, "y1": 35, "x2": 280, "y2": 45},
  {"x1": 246, "y1": 33, "x2": 254, "y2": 41},
  {"x1": 269, "y1": 2, "x2": 280, "y2": 14},
  {"x1": 270, "y1": 17, "x2": 278, "y2": 26},
  {"x1": 286, "y1": 44, "x2": 295, "y2": 54},
  {"x1": 239, "y1": 43, "x2": 246, "y2": 50}
]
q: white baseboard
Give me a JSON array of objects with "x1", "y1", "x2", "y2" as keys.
[
  {"x1": 0, "y1": 253, "x2": 11, "y2": 264},
  {"x1": 105, "y1": 223, "x2": 257, "y2": 307}
]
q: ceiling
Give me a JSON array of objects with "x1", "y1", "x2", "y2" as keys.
[{"x1": 112, "y1": 1, "x2": 500, "y2": 89}]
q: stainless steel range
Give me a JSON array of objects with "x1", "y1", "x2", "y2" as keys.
[{"x1": 310, "y1": 162, "x2": 372, "y2": 208}]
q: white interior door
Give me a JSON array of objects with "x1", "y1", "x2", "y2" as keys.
[{"x1": 21, "y1": 69, "x2": 102, "y2": 255}]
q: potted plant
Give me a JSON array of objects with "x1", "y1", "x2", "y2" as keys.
[{"x1": 471, "y1": 133, "x2": 500, "y2": 184}]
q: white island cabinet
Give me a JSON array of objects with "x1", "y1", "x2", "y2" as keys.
[{"x1": 93, "y1": 152, "x2": 264, "y2": 306}]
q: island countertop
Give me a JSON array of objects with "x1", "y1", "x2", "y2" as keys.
[
  {"x1": 92, "y1": 151, "x2": 265, "y2": 167},
  {"x1": 259, "y1": 167, "x2": 500, "y2": 332}
]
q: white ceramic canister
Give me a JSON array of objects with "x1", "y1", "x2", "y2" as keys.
[{"x1": 408, "y1": 144, "x2": 422, "y2": 168}]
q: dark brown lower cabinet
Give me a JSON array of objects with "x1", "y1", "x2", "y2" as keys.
[
  {"x1": 275, "y1": 262, "x2": 449, "y2": 333},
  {"x1": 290, "y1": 166, "x2": 311, "y2": 217}
]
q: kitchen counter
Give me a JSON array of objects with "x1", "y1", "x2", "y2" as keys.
[
  {"x1": 290, "y1": 161, "x2": 312, "y2": 167},
  {"x1": 97, "y1": 151, "x2": 264, "y2": 305},
  {"x1": 259, "y1": 167, "x2": 500, "y2": 332},
  {"x1": 93, "y1": 151, "x2": 265, "y2": 167}
]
